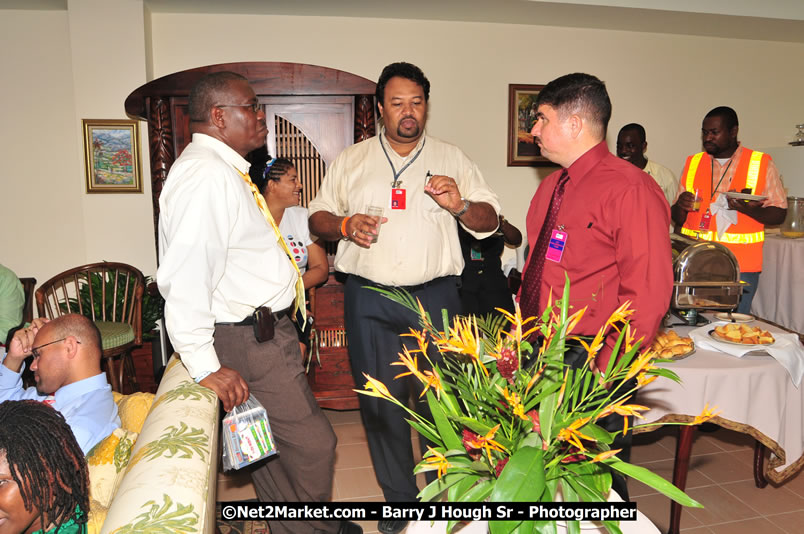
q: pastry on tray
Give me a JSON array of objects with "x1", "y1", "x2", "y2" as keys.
[
  {"x1": 652, "y1": 330, "x2": 695, "y2": 359},
  {"x1": 712, "y1": 324, "x2": 774, "y2": 345}
]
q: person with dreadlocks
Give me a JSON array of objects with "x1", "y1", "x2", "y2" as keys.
[
  {"x1": 0, "y1": 314, "x2": 119, "y2": 455},
  {"x1": 0, "y1": 399, "x2": 90, "y2": 534}
]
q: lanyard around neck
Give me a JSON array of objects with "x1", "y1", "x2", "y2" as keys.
[
  {"x1": 379, "y1": 133, "x2": 426, "y2": 188},
  {"x1": 710, "y1": 157, "x2": 733, "y2": 201}
]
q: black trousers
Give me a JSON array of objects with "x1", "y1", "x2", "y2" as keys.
[
  {"x1": 215, "y1": 317, "x2": 338, "y2": 533},
  {"x1": 562, "y1": 342, "x2": 635, "y2": 502},
  {"x1": 345, "y1": 275, "x2": 462, "y2": 501}
]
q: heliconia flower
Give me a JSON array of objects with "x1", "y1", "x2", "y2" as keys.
[
  {"x1": 497, "y1": 386, "x2": 529, "y2": 421},
  {"x1": 391, "y1": 348, "x2": 426, "y2": 382},
  {"x1": 400, "y1": 328, "x2": 429, "y2": 354},
  {"x1": 436, "y1": 316, "x2": 480, "y2": 360},
  {"x1": 564, "y1": 306, "x2": 588, "y2": 334},
  {"x1": 423, "y1": 447, "x2": 452, "y2": 479},
  {"x1": 596, "y1": 399, "x2": 649, "y2": 434},
  {"x1": 356, "y1": 373, "x2": 394, "y2": 400},
  {"x1": 625, "y1": 349, "x2": 658, "y2": 381},
  {"x1": 622, "y1": 323, "x2": 644, "y2": 353},
  {"x1": 636, "y1": 373, "x2": 658, "y2": 388},
  {"x1": 420, "y1": 369, "x2": 443, "y2": 399},
  {"x1": 463, "y1": 424, "x2": 507, "y2": 458},
  {"x1": 591, "y1": 449, "x2": 622, "y2": 463},
  {"x1": 498, "y1": 303, "x2": 540, "y2": 344},
  {"x1": 692, "y1": 403, "x2": 721, "y2": 425},
  {"x1": 557, "y1": 416, "x2": 594, "y2": 451},
  {"x1": 606, "y1": 301, "x2": 635, "y2": 328},
  {"x1": 494, "y1": 456, "x2": 509, "y2": 478}
]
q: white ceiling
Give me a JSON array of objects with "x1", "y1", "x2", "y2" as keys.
[{"x1": 5, "y1": 0, "x2": 804, "y2": 43}]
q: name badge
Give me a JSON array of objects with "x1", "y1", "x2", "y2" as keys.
[
  {"x1": 546, "y1": 229, "x2": 567, "y2": 263},
  {"x1": 391, "y1": 188, "x2": 406, "y2": 210},
  {"x1": 699, "y1": 208, "x2": 712, "y2": 231}
]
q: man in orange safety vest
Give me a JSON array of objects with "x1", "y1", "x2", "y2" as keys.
[{"x1": 671, "y1": 106, "x2": 787, "y2": 314}]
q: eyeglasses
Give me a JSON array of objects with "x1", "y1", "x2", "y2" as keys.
[
  {"x1": 30, "y1": 338, "x2": 80, "y2": 359},
  {"x1": 216, "y1": 103, "x2": 262, "y2": 114}
]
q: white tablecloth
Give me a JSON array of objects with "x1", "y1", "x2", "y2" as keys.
[
  {"x1": 752, "y1": 233, "x2": 804, "y2": 334},
  {"x1": 640, "y1": 317, "x2": 804, "y2": 483}
]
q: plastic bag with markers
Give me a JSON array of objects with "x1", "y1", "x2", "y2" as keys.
[{"x1": 221, "y1": 394, "x2": 277, "y2": 471}]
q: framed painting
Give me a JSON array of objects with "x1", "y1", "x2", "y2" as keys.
[
  {"x1": 82, "y1": 119, "x2": 143, "y2": 193},
  {"x1": 506, "y1": 84, "x2": 555, "y2": 167}
]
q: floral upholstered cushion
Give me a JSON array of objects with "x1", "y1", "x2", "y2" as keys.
[
  {"x1": 116, "y1": 391, "x2": 154, "y2": 433},
  {"x1": 86, "y1": 427, "x2": 139, "y2": 508},
  {"x1": 100, "y1": 355, "x2": 220, "y2": 534}
]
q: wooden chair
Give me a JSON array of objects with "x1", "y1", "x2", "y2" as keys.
[
  {"x1": 19, "y1": 277, "x2": 36, "y2": 324},
  {"x1": 35, "y1": 262, "x2": 144, "y2": 393}
]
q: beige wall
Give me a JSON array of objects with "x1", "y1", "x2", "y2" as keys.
[
  {"x1": 0, "y1": 2, "x2": 154, "y2": 296},
  {"x1": 150, "y1": 13, "x2": 804, "y2": 257},
  {"x1": 3, "y1": 9, "x2": 803, "y2": 302}
]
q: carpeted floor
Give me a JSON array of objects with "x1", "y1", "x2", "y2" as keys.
[{"x1": 216, "y1": 504, "x2": 270, "y2": 534}]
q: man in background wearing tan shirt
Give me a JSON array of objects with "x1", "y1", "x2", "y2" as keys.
[{"x1": 309, "y1": 62, "x2": 499, "y2": 533}]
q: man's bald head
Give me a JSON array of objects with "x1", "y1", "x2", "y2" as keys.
[{"x1": 40, "y1": 314, "x2": 102, "y2": 360}]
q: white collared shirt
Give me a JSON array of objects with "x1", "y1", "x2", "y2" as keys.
[
  {"x1": 157, "y1": 134, "x2": 298, "y2": 379},
  {"x1": 309, "y1": 131, "x2": 500, "y2": 286}
]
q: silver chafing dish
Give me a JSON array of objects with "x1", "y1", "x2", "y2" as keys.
[{"x1": 668, "y1": 235, "x2": 746, "y2": 325}]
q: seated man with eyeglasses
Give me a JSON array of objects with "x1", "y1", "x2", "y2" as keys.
[{"x1": 0, "y1": 313, "x2": 120, "y2": 454}]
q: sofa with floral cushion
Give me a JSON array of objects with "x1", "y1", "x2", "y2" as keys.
[{"x1": 84, "y1": 354, "x2": 220, "y2": 534}]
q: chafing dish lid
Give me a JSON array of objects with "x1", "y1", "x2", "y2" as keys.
[{"x1": 674, "y1": 241, "x2": 740, "y2": 283}]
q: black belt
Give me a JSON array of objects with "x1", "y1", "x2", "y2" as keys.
[
  {"x1": 353, "y1": 275, "x2": 459, "y2": 293},
  {"x1": 215, "y1": 307, "x2": 291, "y2": 327}
]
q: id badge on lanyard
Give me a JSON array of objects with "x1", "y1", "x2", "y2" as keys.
[
  {"x1": 380, "y1": 135, "x2": 425, "y2": 211},
  {"x1": 699, "y1": 208, "x2": 712, "y2": 231},
  {"x1": 546, "y1": 229, "x2": 568, "y2": 263},
  {"x1": 391, "y1": 187, "x2": 406, "y2": 210}
]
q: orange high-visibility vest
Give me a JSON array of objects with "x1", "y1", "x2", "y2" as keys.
[{"x1": 680, "y1": 148, "x2": 770, "y2": 272}]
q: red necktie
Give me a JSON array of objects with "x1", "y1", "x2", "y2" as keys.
[{"x1": 520, "y1": 169, "x2": 570, "y2": 320}]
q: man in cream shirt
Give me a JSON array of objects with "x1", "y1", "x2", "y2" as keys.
[
  {"x1": 157, "y1": 72, "x2": 352, "y2": 534},
  {"x1": 309, "y1": 62, "x2": 499, "y2": 534}
]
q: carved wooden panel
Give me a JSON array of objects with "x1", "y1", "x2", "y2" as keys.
[
  {"x1": 147, "y1": 97, "x2": 174, "y2": 247},
  {"x1": 355, "y1": 94, "x2": 376, "y2": 143}
]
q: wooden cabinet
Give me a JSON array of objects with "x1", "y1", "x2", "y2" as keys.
[{"x1": 307, "y1": 273, "x2": 359, "y2": 410}]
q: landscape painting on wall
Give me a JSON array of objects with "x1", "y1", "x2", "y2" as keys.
[
  {"x1": 507, "y1": 84, "x2": 556, "y2": 167},
  {"x1": 83, "y1": 119, "x2": 142, "y2": 193}
]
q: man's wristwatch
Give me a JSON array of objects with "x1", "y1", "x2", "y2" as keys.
[{"x1": 452, "y1": 198, "x2": 470, "y2": 218}]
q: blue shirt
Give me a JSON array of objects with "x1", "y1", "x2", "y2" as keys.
[{"x1": 0, "y1": 367, "x2": 120, "y2": 455}]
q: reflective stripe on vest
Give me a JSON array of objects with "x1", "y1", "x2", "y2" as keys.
[
  {"x1": 680, "y1": 227, "x2": 765, "y2": 244},
  {"x1": 685, "y1": 153, "x2": 705, "y2": 192},
  {"x1": 686, "y1": 150, "x2": 764, "y2": 193},
  {"x1": 745, "y1": 150, "x2": 764, "y2": 193}
]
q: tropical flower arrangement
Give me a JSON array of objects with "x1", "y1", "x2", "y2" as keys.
[{"x1": 358, "y1": 278, "x2": 717, "y2": 534}]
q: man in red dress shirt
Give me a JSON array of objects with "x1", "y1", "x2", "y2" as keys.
[{"x1": 521, "y1": 72, "x2": 673, "y2": 500}]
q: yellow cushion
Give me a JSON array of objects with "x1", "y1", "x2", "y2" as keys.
[
  {"x1": 85, "y1": 498, "x2": 107, "y2": 534},
  {"x1": 116, "y1": 392, "x2": 154, "y2": 433},
  {"x1": 86, "y1": 427, "x2": 138, "y2": 508}
]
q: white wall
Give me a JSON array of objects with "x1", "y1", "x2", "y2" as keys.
[{"x1": 2, "y1": 9, "x2": 803, "y2": 302}]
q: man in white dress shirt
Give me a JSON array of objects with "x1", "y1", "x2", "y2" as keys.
[{"x1": 157, "y1": 72, "x2": 352, "y2": 534}]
